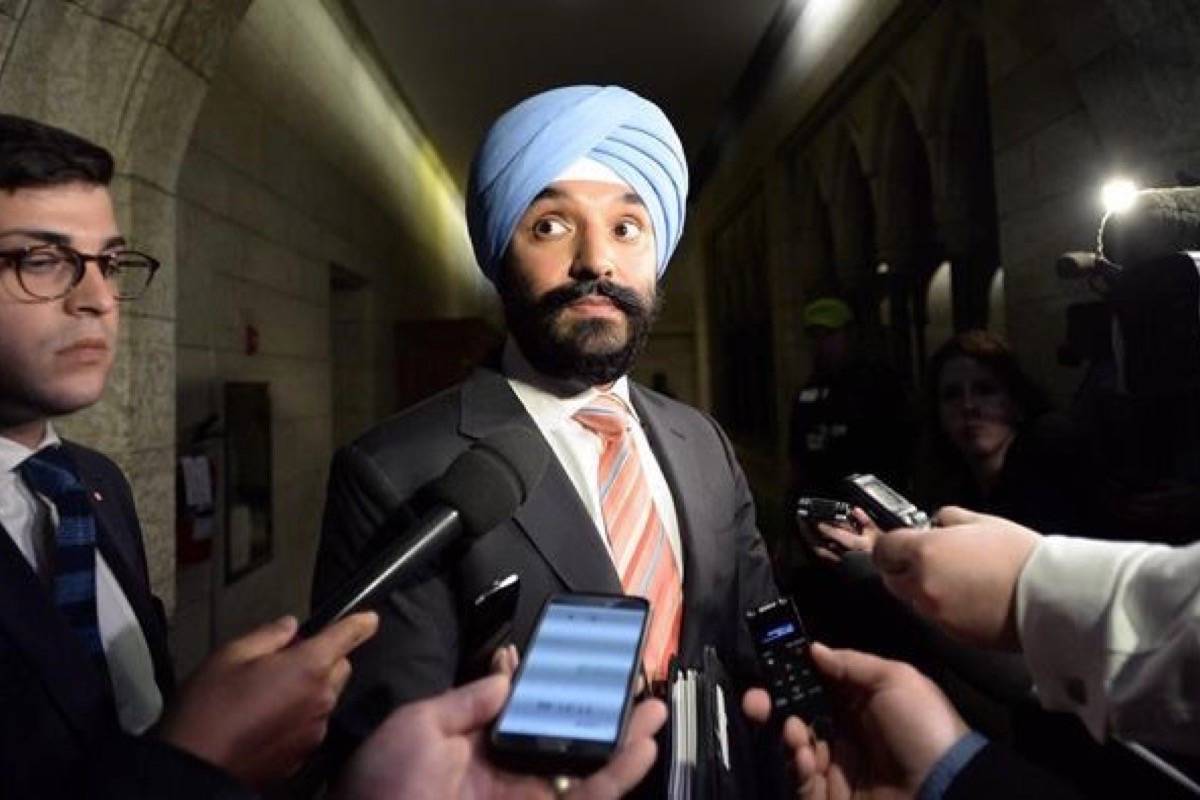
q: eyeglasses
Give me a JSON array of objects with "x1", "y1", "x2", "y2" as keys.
[{"x1": 0, "y1": 243, "x2": 160, "y2": 301}]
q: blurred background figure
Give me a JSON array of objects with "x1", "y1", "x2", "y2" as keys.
[
  {"x1": 913, "y1": 330, "x2": 1103, "y2": 538},
  {"x1": 787, "y1": 297, "x2": 912, "y2": 501}
]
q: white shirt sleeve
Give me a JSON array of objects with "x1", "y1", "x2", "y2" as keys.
[{"x1": 1016, "y1": 535, "x2": 1200, "y2": 755}]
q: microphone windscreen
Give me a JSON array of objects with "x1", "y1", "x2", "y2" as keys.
[
  {"x1": 429, "y1": 427, "x2": 550, "y2": 536},
  {"x1": 1101, "y1": 187, "x2": 1200, "y2": 266}
]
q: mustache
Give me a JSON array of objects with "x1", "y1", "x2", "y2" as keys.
[{"x1": 535, "y1": 278, "x2": 650, "y2": 317}]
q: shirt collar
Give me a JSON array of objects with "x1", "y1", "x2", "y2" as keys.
[
  {"x1": 502, "y1": 338, "x2": 638, "y2": 430},
  {"x1": 0, "y1": 421, "x2": 62, "y2": 474}
]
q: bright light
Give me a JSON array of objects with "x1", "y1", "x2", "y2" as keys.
[{"x1": 1101, "y1": 178, "x2": 1139, "y2": 214}]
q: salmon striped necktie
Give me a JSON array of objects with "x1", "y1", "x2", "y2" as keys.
[{"x1": 573, "y1": 393, "x2": 682, "y2": 681}]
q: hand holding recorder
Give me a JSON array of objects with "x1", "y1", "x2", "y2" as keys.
[
  {"x1": 743, "y1": 644, "x2": 970, "y2": 800},
  {"x1": 796, "y1": 474, "x2": 927, "y2": 563},
  {"x1": 873, "y1": 506, "x2": 1040, "y2": 650}
]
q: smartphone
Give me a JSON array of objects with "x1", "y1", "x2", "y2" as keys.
[
  {"x1": 490, "y1": 593, "x2": 649, "y2": 775},
  {"x1": 460, "y1": 573, "x2": 520, "y2": 681},
  {"x1": 842, "y1": 473, "x2": 931, "y2": 531},
  {"x1": 744, "y1": 597, "x2": 834, "y2": 740}
]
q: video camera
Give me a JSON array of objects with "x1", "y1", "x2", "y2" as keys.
[
  {"x1": 1057, "y1": 186, "x2": 1200, "y2": 397},
  {"x1": 1057, "y1": 186, "x2": 1200, "y2": 538}
]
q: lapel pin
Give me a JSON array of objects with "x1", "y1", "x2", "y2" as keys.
[{"x1": 92, "y1": 491, "x2": 103, "y2": 502}]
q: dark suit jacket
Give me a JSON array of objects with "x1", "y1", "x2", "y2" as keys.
[
  {"x1": 314, "y1": 366, "x2": 781, "y2": 733},
  {"x1": 946, "y1": 743, "x2": 1085, "y2": 799},
  {"x1": 0, "y1": 441, "x2": 251, "y2": 799}
]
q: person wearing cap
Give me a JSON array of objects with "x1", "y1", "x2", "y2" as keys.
[
  {"x1": 313, "y1": 85, "x2": 782, "y2": 790},
  {"x1": 787, "y1": 297, "x2": 911, "y2": 500}
]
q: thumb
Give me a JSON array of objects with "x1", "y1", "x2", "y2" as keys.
[
  {"x1": 871, "y1": 528, "x2": 923, "y2": 575},
  {"x1": 221, "y1": 615, "x2": 298, "y2": 662},
  {"x1": 809, "y1": 643, "x2": 892, "y2": 692},
  {"x1": 433, "y1": 673, "x2": 511, "y2": 736},
  {"x1": 933, "y1": 505, "x2": 980, "y2": 527}
]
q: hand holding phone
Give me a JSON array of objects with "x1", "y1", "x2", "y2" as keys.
[{"x1": 490, "y1": 593, "x2": 649, "y2": 775}]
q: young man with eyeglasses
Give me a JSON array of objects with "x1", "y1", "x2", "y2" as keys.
[{"x1": 0, "y1": 114, "x2": 385, "y2": 798}]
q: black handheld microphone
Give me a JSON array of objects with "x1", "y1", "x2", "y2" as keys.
[{"x1": 299, "y1": 428, "x2": 549, "y2": 638}]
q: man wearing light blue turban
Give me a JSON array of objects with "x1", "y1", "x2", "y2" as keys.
[
  {"x1": 316, "y1": 85, "x2": 783, "y2": 796},
  {"x1": 467, "y1": 84, "x2": 688, "y2": 285}
]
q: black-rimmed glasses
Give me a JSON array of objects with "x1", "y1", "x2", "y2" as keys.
[{"x1": 0, "y1": 243, "x2": 160, "y2": 301}]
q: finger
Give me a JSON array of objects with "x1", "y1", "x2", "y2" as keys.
[
  {"x1": 427, "y1": 673, "x2": 511, "y2": 736},
  {"x1": 327, "y1": 656, "x2": 353, "y2": 698},
  {"x1": 780, "y1": 719, "x2": 823, "y2": 800},
  {"x1": 221, "y1": 615, "x2": 299, "y2": 662},
  {"x1": 298, "y1": 611, "x2": 379, "y2": 666},
  {"x1": 624, "y1": 698, "x2": 668, "y2": 741},
  {"x1": 813, "y1": 546, "x2": 843, "y2": 563},
  {"x1": 813, "y1": 737, "x2": 831, "y2": 772},
  {"x1": 933, "y1": 505, "x2": 979, "y2": 527},
  {"x1": 849, "y1": 506, "x2": 874, "y2": 529},
  {"x1": 808, "y1": 642, "x2": 895, "y2": 693},
  {"x1": 490, "y1": 643, "x2": 519, "y2": 677},
  {"x1": 871, "y1": 528, "x2": 924, "y2": 575},
  {"x1": 741, "y1": 688, "x2": 772, "y2": 723},
  {"x1": 816, "y1": 523, "x2": 862, "y2": 550},
  {"x1": 781, "y1": 715, "x2": 811, "y2": 750},
  {"x1": 574, "y1": 738, "x2": 657, "y2": 800},
  {"x1": 574, "y1": 701, "x2": 665, "y2": 800}
]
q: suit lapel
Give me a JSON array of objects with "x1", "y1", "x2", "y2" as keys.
[
  {"x1": 458, "y1": 369, "x2": 621, "y2": 593},
  {"x1": 631, "y1": 384, "x2": 718, "y2": 657},
  {"x1": 0, "y1": 519, "x2": 115, "y2": 739}
]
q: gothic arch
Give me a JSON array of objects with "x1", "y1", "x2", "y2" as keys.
[
  {"x1": 873, "y1": 80, "x2": 941, "y2": 378},
  {"x1": 937, "y1": 34, "x2": 1002, "y2": 331}
]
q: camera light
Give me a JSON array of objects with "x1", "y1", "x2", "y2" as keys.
[{"x1": 1101, "y1": 178, "x2": 1139, "y2": 215}]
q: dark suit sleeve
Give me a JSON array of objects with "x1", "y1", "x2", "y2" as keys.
[
  {"x1": 93, "y1": 735, "x2": 258, "y2": 800},
  {"x1": 707, "y1": 414, "x2": 781, "y2": 677},
  {"x1": 944, "y1": 742, "x2": 1083, "y2": 800},
  {"x1": 314, "y1": 444, "x2": 461, "y2": 739}
]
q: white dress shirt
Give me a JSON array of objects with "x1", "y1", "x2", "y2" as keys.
[
  {"x1": 502, "y1": 339, "x2": 685, "y2": 578},
  {"x1": 0, "y1": 424, "x2": 163, "y2": 734},
  {"x1": 1017, "y1": 535, "x2": 1200, "y2": 755}
]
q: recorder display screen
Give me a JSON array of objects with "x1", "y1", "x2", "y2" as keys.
[{"x1": 495, "y1": 601, "x2": 645, "y2": 743}]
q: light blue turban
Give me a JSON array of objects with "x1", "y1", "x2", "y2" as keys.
[{"x1": 467, "y1": 85, "x2": 689, "y2": 285}]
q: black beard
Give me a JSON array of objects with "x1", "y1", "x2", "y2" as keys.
[{"x1": 500, "y1": 274, "x2": 661, "y2": 386}]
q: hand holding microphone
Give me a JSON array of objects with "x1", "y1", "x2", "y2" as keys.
[
  {"x1": 302, "y1": 428, "x2": 550, "y2": 637},
  {"x1": 162, "y1": 429, "x2": 549, "y2": 789},
  {"x1": 160, "y1": 612, "x2": 379, "y2": 788}
]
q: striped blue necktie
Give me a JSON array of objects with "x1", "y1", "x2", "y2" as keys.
[{"x1": 18, "y1": 447, "x2": 108, "y2": 671}]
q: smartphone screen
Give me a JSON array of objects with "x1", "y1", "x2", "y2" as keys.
[{"x1": 492, "y1": 593, "x2": 648, "y2": 771}]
